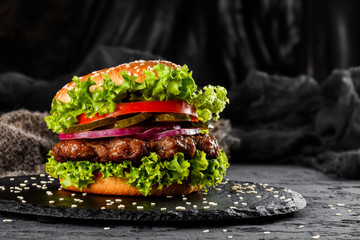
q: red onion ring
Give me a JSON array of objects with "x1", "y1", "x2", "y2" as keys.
[
  {"x1": 145, "y1": 128, "x2": 201, "y2": 140},
  {"x1": 59, "y1": 127, "x2": 146, "y2": 140}
]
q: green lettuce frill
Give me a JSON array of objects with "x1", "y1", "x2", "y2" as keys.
[{"x1": 46, "y1": 150, "x2": 229, "y2": 196}]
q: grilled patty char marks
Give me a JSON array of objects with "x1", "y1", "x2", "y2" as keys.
[{"x1": 52, "y1": 134, "x2": 219, "y2": 163}]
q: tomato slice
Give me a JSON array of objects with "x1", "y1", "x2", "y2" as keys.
[{"x1": 77, "y1": 100, "x2": 198, "y2": 125}]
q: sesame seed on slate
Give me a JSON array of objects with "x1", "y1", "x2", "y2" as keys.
[
  {"x1": 2, "y1": 219, "x2": 13, "y2": 223},
  {"x1": 203, "y1": 229, "x2": 210, "y2": 233}
]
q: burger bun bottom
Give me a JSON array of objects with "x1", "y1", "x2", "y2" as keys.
[{"x1": 62, "y1": 171, "x2": 201, "y2": 196}]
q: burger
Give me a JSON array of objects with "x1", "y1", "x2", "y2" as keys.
[{"x1": 45, "y1": 60, "x2": 229, "y2": 196}]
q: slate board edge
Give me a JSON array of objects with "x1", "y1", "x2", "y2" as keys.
[{"x1": 0, "y1": 176, "x2": 306, "y2": 223}]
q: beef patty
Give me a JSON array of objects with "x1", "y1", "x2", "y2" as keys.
[{"x1": 52, "y1": 134, "x2": 220, "y2": 163}]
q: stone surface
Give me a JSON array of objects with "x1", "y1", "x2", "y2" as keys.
[{"x1": 0, "y1": 175, "x2": 305, "y2": 223}]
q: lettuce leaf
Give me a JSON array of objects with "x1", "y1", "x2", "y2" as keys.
[
  {"x1": 46, "y1": 150, "x2": 229, "y2": 196},
  {"x1": 45, "y1": 64, "x2": 229, "y2": 133},
  {"x1": 192, "y1": 85, "x2": 230, "y2": 122}
]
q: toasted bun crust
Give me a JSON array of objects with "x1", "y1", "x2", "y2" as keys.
[
  {"x1": 55, "y1": 60, "x2": 180, "y2": 103},
  {"x1": 62, "y1": 171, "x2": 201, "y2": 196}
]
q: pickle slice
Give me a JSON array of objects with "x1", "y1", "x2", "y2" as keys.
[
  {"x1": 153, "y1": 113, "x2": 192, "y2": 122},
  {"x1": 113, "y1": 113, "x2": 153, "y2": 129},
  {"x1": 183, "y1": 121, "x2": 214, "y2": 129},
  {"x1": 65, "y1": 117, "x2": 117, "y2": 133}
]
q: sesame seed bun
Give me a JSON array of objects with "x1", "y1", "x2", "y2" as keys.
[
  {"x1": 63, "y1": 171, "x2": 201, "y2": 196},
  {"x1": 55, "y1": 60, "x2": 180, "y2": 103}
]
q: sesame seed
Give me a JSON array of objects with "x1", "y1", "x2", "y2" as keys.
[
  {"x1": 335, "y1": 213, "x2": 342, "y2": 216},
  {"x1": 239, "y1": 197, "x2": 243, "y2": 200},
  {"x1": 41, "y1": 187, "x2": 47, "y2": 190},
  {"x1": 298, "y1": 225, "x2": 304, "y2": 229},
  {"x1": 104, "y1": 227, "x2": 110, "y2": 230},
  {"x1": 46, "y1": 191, "x2": 53, "y2": 196},
  {"x1": 21, "y1": 200, "x2": 26, "y2": 204},
  {"x1": 31, "y1": 177, "x2": 36, "y2": 180},
  {"x1": 166, "y1": 195, "x2": 173, "y2": 198},
  {"x1": 203, "y1": 201, "x2": 208, "y2": 204},
  {"x1": 49, "y1": 200, "x2": 55, "y2": 204},
  {"x1": 330, "y1": 207, "x2": 336, "y2": 210},
  {"x1": 182, "y1": 197, "x2": 187, "y2": 201},
  {"x1": 229, "y1": 206, "x2": 237, "y2": 209},
  {"x1": 82, "y1": 193, "x2": 87, "y2": 196},
  {"x1": 2, "y1": 219, "x2": 13, "y2": 223},
  {"x1": 241, "y1": 202, "x2": 247, "y2": 206},
  {"x1": 328, "y1": 204, "x2": 333, "y2": 207},
  {"x1": 59, "y1": 198, "x2": 64, "y2": 201},
  {"x1": 256, "y1": 195, "x2": 261, "y2": 199},
  {"x1": 176, "y1": 206, "x2": 186, "y2": 210},
  {"x1": 71, "y1": 193, "x2": 75, "y2": 197},
  {"x1": 101, "y1": 207, "x2": 106, "y2": 210},
  {"x1": 132, "y1": 202, "x2": 137, "y2": 206},
  {"x1": 202, "y1": 192, "x2": 207, "y2": 195},
  {"x1": 137, "y1": 206, "x2": 144, "y2": 210},
  {"x1": 280, "y1": 196, "x2": 285, "y2": 200},
  {"x1": 227, "y1": 236, "x2": 233, "y2": 239},
  {"x1": 337, "y1": 203, "x2": 345, "y2": 207},
  {"x1": 186, "y1": 202, "x2": 191, "y2": 205},
  {"x1": 10, "y1": 178, "x2": 14, "y2": 181},
  {"x1": 151, "y1": 202, "x2": 156, "y2": 206},
  {"x1": 348, "y1": 210, "x2": 352, "y2": 213},
  {"x1": 234, "y1": 202, "x2": 239, "y2": 205},
  {"x1": 223, "y1": 229, "x2": 228, "y2": 232},
  {"x1": 57, "y1": 188, "x2": 62, "y2": 191},
  {"x1": 193, "y1": 205, "x2": 197, "y2": 209},
  {"x1": 274, "y1": 195, "x2": 279, "y2": 198},
  {"x1": 40, "y1": 174, "x2": 45, "y2": 177},
  {"x1": 160, "y1": 208, "x2": 167, "y2": 211},
  {"x1": 118, "y1": 205, "x2": 125, "y2": 209},
  {"x1": 106, "y1": 199, "x2": 111, "y2": 202},
  {"x1": 24, "y1": 180, "x2": 28, "y2": 183},
  {"x1": 71, "y1": 204, "x2": 77, "y2": 208},
  {"x1": 263, "y1": 231, "x2": 270, "y2": 234},
  {"x1": 284, "y1": 198, "x2": 292, "y2": 202},
  {"x1": 215, "y1": 188, "x2": 221, "y2": 191},
  {"x1": 209, "y1": 202, "x2": 218, "y2": 206},
  {"x1": 203, "y1": 206, "x2": 210, "y2": 210},
  {"x1": 227, "y1": 195, "x2": 231, "y2": 198},
  {"x1": 203, "y1": 229, "x2": 210, "y2": 233},
  {"x1": 115, "y1": 199, "x2": 122, "y2": 202},
  {"x1": 312, "y1": 235, "x2": 320, "y2": 239}
]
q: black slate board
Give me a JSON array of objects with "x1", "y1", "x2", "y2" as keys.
[{"x1": 0, "y1": 175, "x2": 306, "y2": 223}]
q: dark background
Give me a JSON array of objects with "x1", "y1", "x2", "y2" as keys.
[{"x1": 1, "y1": 0, "x2": 360, "y2": 93}]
